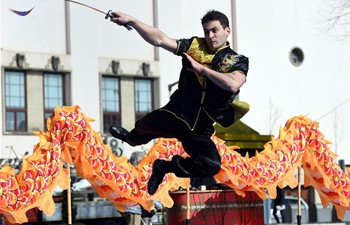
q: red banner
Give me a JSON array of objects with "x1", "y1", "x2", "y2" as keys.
[{"x1": 167, "y1": 190, "x2": 264, "y2": 225}]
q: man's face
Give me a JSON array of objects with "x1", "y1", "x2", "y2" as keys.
[{"x1": 203, "y1": 20, "x2": 231, "y2": 52}]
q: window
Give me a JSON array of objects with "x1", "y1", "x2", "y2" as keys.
[
  {"x1": 102, "y1": 76, "x2": 121, "y2": 133},
  {"x1": 289, "y1": 47, "x2": 304, "y2": 66},
  {"x1": 5, "y1": 71, "x2": 27, "y2": 132},
  {"x1": 44, "y1": 73, "x2": 65, "y2": 126},
  {"x1": 135, "y1": 79, "x2": 153, "y2": 121}
]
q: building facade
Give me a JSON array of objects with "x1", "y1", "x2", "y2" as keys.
[{"x1": 1, "y1": 0, "x2": 349, "y2": 163}]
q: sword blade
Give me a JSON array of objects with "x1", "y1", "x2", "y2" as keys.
[
  {"x1": 65, "y1": 0, "x2": 106, "y2": 15},
  {"x1": 65, "y1": 0, "x2": 132, "y2": 30}
]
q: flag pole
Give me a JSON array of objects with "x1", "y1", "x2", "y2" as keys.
[
  {"x1": 297, "y1": 167, "x2": 302, "y2": 225},
  {"x1": 186, "y1": 185, "x2": 190, "y2": 225},
  {"x1": 67, "y1": 164, "x2": 72, "y2": 225}
]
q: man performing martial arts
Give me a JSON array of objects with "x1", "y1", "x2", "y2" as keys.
[{"x1": 109, "y1": 10, "x2": 249, "y2": 195}]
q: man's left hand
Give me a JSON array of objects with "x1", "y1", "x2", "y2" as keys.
[{"x1": 183, "y1": 52, "x2": 207, "y2": 76}]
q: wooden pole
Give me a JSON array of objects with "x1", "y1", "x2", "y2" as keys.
[
  {"x1": 186, "y1": 185, "x2": 190, "y2": 225},
  {"x1": 297, "y1": 167, "x2": 301, "y2": 225},
  {"x1": 67, "y1": 164, "x2": 72, "y2": 225}
]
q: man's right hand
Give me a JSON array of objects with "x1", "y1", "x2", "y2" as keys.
[{"x1": 110, "y1": 11, "x2": 134, "y2": 28}]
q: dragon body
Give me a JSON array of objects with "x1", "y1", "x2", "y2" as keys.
[{"x1": 0, "y1": 105, "x2": 349, "y2": 223}]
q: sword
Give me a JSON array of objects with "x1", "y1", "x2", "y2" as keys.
[{"x1": 65, "y1": 0, "x2": 132, "y2": 30}]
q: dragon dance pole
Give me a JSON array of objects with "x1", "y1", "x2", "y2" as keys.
[
  {"x1": 297, "y1": 167, "x2": 302, "y2": 225},
  {"x1": 186, "y1": 186, "x2": 190, "y2": 225},
  {"x1": 67, "y1": 164, "x2": 72, "y2": 225}
]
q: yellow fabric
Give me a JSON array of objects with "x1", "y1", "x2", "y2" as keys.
[
  {"x1": 230, "y1": 100, "x2": 250, "y2": 122},
  {"x1": 1, "y1": 106, "x2": 350, "y2": 223}
]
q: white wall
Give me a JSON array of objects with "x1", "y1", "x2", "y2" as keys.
[
  {"x1": 1, "y1": 0, "x2": 349, "y2": 162},
  {"x1": 66, "y1": 0, "x2": 100, "y2": 129},
  {"x1": 236, "y1": 0, "x2": 350, "y2": 160},
  {"x1": 1, "y1": 0, "x2": 67, "y2": 53},
  {"x1": 97, "y1": 0, "x2": 155, "y2": 60}
]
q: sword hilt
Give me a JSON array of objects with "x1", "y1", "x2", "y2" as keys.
[{"x1": 105, "y1": 10, "x2": 132, "y2": 31}]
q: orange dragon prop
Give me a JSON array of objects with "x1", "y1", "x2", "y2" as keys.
[{"x1": 0, "y1": 105, "x2": 349, "y2": 223}]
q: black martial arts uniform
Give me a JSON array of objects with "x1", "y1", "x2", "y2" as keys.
[{"x1": 126, "y1": 37, "x2": 249, "y2": 178}]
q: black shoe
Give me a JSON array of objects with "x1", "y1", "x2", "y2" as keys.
[
  {"x1": 148, "y1": 159, "x2": 166, "y2": 195},
  {"x1": 109, "y1": 126, "x2": 129, "y2": 142}
]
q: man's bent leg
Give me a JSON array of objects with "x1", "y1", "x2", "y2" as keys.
[
  {"x1": 127, "y1": 110, "x2": 177, "y2": 146},
  {"x1": 148, "y1": 159, "x2": 170, "y2": 195},
  {"x1": 109, "y1": 126, "x2": 130, "y2": 142},
  {"x1": 110, "y1": 110, "x2": 176, "y2": 146},
  {"x1": 172, "y1": 131, "x2": 221, "y2": 177},
  {"x1": 147, "y1": 130, "x2": 221, "y2": 194}
]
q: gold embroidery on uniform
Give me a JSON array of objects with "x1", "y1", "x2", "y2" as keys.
[
  {"x1": 186, "y1": 38, "x2": 214, "y2": 88},
  {"x1": 218, "y1": 53, "x2": 235, "y2": 73},
  {"x1": 195, "y1": 73, "x2": 206, "y2": 88}
]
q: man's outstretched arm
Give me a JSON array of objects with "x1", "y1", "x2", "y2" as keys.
[{"x1": 110, "y1": 11, "x2": 178, "y2": 53}]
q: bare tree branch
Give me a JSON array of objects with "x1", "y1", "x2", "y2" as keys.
[{"x1": 320, "y1": 0, "x2": 350, "y2": 39}]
